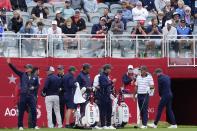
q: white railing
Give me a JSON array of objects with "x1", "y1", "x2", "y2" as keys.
[{"x1": 0, "y1": 33, "x2": 196, "y2": 67}]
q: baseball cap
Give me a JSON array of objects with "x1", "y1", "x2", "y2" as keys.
[
  {"x1": 173, "y1": 12, "x2": 180, "y2": 16},
  {"x1": 128, "y1": 65, "x2": 134, "y2": 69},
  {"x1": 46, "y1": 66, "x2": 55, "y2": 72},
  {"x1": 100, "y1": 17, "x2": 107, "y2": 23},
  {"x1": 55, "y1": 10, "x2": 62, "y2": 14},
  {"x1": 154, "y1": 68, "x2": 163, "y2": 74},
  {"x1": 52, "y1": 20, "x2": 57, "y2": 25},
  {"x1": 103, "y1": 64, "x2": 112, "y2": 70},
  {"x1": 139, "y1": 65, "x2": 148, "y2": 71},
  {"x1": 165, "y1": 20, "x2": 172, "y2": 26},
  {"x1": 69, "y1": 66, "x2": 76, "y2": 72},
  {"x1": 57, "y1": 65, "x2": 64, "y2": 70},
  {"x1": 24, "y1": 64, "x2": 33, "y2": 69},
  {"x1": 136, "y1": 1, "x2": 142, "y2": 6},
  {"x1": 82, "y1": 63, "x2": 91, "y2": 69},
  {"x1": 75, "y1": 9, "x2": 80, "y2": 14},
  {"x1": 180, "y1": 19, "x2": 186, "y2": 23},
  {"x1": 114, "y1": 15, "x2": 119, "y2": 19}
]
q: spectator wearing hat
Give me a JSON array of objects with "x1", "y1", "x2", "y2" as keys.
[
  {"x1": 168, "y1": 12, "x2": 181, "y2": 27},
  {"x1": 8, "y1": 10, "x2": 23, "y2": 33},
  {"x1": 101, "y1": 8, "x2": 112, "y2": 29},
  {"x1": 72, "y1": 10, "x2": 86, "y2": 31},
  {"x1": 76, "y1": 63, "x2": 92, "y2": 116},
  {"x1": 62, "y1": 0, "x2": 75, "y2": 20},
  {"x1": 122, "y1": 65, "x2": 136, "y2": 93},
  {"x1": 31, "y1": 0, "x2": 48, "y2": 20},
  {"x1": 132, "y1": 1, "x2": 148, "y2": 21},
  {"x1": 98, "y1": 64, "x2": 116, "y2": 129},
  {"x1": 61, "y1": 18, "x2": 78, "y2": 50},
  {"x1": 121, "y1": 1, "x2": 132, "y2": 22},
  {"x1": 10, "y1": 0, "x2": 27, "y2": 12},
  {"x1": 175, "y1": 0, "x2": 185, "y2": 19},
  {"x1": 154, "y1": 0, "x2": 166, "y2": 12},
  {"x1": 176, "y1": 19, "x2": 192, "y2": 55},
  {"x1": 42, "y1": 66, "x2": 62, "y2": 128},
  {"x1": 52, "y1": 65, "x2": 65, "y2": 126},
  {"x1": 63, "y1": 66, "x2": 77, "y2": 128},
  {"x1": 111, "y1": 15, "x2": 124, "y2": 34},
  {"x1": 70, "y1": 0, "x2": 83, "y2": 10},
  {"x1": 48, "y1": 20, "x2": 63, "y2": 55},
  {"x1": 148, "y1": 68, "x2": 177, "y2": 129},
  {"x1": 134, "y1": 65, "x2": 154, "y2": 129},
  {"x1": 91, "y1": 17, "x2": 108, "y2": 35},
  {"x1": 7, "y1": 58, "x2": 39, "y2": 130},
  {"x1": 55, "y1": 10, "x2": 65, "y2": 27}
]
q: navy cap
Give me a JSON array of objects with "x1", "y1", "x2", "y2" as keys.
[
  {"x1": 103, "y1": 64, "x2": 112, "y2": 70},
  {"x1": 24, "y1": 64, "x2": 33, "y2": 69},
  {"x1": 82, "y1": 63, "x2": 91, "y2": 69}
]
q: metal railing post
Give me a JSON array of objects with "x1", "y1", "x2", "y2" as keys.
[{"x1": 19, "y1": 34, "x2": 22, "y2": 58}]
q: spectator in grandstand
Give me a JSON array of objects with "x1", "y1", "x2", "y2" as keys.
[
  {"x1": 101, "y1": 8, "x2": 112, "y2": 29},
  {"x1": 98, "y1": 64, "x2": 116, "y2": 129},
  {"x1": 91, "y1": 17, "x2": 108, "y2": 35},
  {"x1": 0, "y1": 9, "x2": 6, "y2": 26},
  {"x1": 34, "y1": 21, "x2": 48, "y2": 34},
  {"x1": 166, "y1": 12, "x2": 181, "y2": 28},
  {"x1": 132, "y1": 1, "x2": 148, "y2": 21},
  {"x1": 8, "y1": 10, "x2": 23, "y2": 33},
  {"x1": 111, "y1": 15, "x2": 124, "y2": 34},
  {"x1": 72, "y1": 9, "x2": 86, "y2": 31},
  {"x1": 142, "y1": 0, "x2": 156, "y2": 12},
  {"x1": 116, "y1": 10, "x2": 127, "y2": 30},
  {"x1": 175, "y1": 0, "x2": 185, "y2": 19},
  {"x1": 0, "y1": 0, "x2": 12, "y2": 11},
  {"x1": 121, "y1": 0, "x2": 139, "y2": 9},
  {"x1": 63, "y1": 66, "x2": 77, "y2": 128},
  {"x1": 157, "y1": 11, "x2": 165, "y2": 28},
  {"x1": 131, "y1": 20, "x2": 146, "y2": 37},
  {"x1": 31, "y1": 0, "x2": 48, "y2": 20},
  {"x1": 184, "y1": 6, "x2": 194, "y2": 29},
  {"x1": 71, "y1": 0, "x2": 83, "y2": 10},
  {"x1": 61, "y1": 18, "x2": 78, "y2": 50},
  {"x1": 121, "y1": 1, "x2": 132, "y2": 21},
  {"x1": 162, "y1": 20, "x2": 178, "y2": 53},
  {"x1": 55, "y1": 10, "x2": 65, "y2": 27},
  {"x1": 62, "y1": 0, "x2": 75, "y2": 20},
  {"x1": 83, "y1": 0, "x2": 98, "y2": 13},
  {"x1": 42, "y1": 66, "x2": 62, "y2": 128},
  {"x1": 171, "y1": 0, "x2": 178, "y2": 9},
  {"x1": 154, "y1": 0, "x2": 166, "y2": 12},
  {"x1": 163, "y1": 1, "x2": 175, "y2": 22},
  {"x1": 19, "y1": 20, "x2": 35, "y2": 56},
  {"x1": 135, "y1": 65, "x2": 154, "y2": 129},
  {"x1": 10, "y1": 0, "x2": 27, "y2": 12},
  {"x1": 146, "y1": 17, "x2": 162, "y2": 56}
]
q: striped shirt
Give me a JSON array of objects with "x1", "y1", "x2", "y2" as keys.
[{"x1": 135, "y1": 74, "x2": 154, "y2": 94}]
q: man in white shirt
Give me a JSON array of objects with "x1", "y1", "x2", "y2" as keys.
[
  {"x1": 48, "y1": 20, "x2": 63, "y2": 56},
  {"x1": 135, "y1": 65, "x2": 154, "y2": 129},
  {"x1": 132, "y1": 1, "x2": 148, "y2": 21}
]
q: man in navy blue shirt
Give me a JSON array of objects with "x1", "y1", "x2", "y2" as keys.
[
  {"x1": 7, "y1": 58, "x2": 39, "y2": 130},
  {"x1": 148, "y1": 68, "x2": 177, "y2": 129},
  {"x1": 98, "y1": 64, "x2": 116, "y2": 129},
  {"x1": 63, "y1": 66, "x2": 77, "y2": 128},
  {"x1": 76, "y1": 63, "x2": 92, "y2": 116}
]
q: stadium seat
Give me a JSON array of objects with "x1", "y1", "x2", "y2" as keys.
[
  {"x1": 6, "y1": 12, "x2": 13, "y2": 24},
  {"x1": 85, "y1": 22, "x2": 93, "y2": 34},
  {"x1": 97, "y1": 3, "x2": 108, "y2": 14},
  {"x1": 89, "y1": 13, "x2": 101, "y2": 24},
  {"x1": 43, "y1": 3, "x2": 54, "y2": 14},
  {"x1": 53, "y1": 2, "x2": 65, "y2": 12},
  {"x1": 110, "y1": 4, "x2": 122, "y2": 14},
  {"x1": 21, "y1": 12, "x2": 30, "y2": 24},
  {"x1": 27, "y1": 3, "x2": 37, "y2": 14},
  {"x1": 48, "y1": 13, "x2": 56, "y2": 20},
  {"x1": 80, "y1": 13, "x2": 88, "y2": 23},
  {"x1": 108, "y1": 13, "x2": 115, "y2": 19},
  {"x1": 127, "y1": 21, "x2": 137, "y2": 32}
]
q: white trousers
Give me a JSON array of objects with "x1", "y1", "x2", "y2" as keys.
[{"x1": 45, "y1": 95, "x2": 62, "y2": 128}]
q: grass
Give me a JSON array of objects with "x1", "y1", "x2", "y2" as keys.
[{"x1": 0, "y1": 124, "x2": 197, "y2": 131}]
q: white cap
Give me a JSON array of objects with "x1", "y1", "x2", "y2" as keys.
[
  {"x1": 52, "y1": 20, "x2": 57, "y2": 25},
  {"x1": 165, "y1": 20, "x2": 172, "y2": 26},
  {"x1": 55, "y1": 10, "x2": 62, "y2": 14},
  {"x1": 47, "y1": 66, "x2": 55, "y2": 72},
  {"x1": 128, "y1": 65, "x2": 134, "y2": 69}
]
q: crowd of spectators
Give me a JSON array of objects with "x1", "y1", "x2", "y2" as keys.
[{"x1": 0, "y1": 0, "x2": 197, "y2": 57}]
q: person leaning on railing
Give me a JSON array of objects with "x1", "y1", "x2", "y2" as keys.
[{"x1": 8, "y1": 10, "x2": 23, "y2": 33}]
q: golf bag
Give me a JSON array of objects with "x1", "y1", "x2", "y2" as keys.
[
  {"x1": 74, "y1": 84, "x2": 100, "y2": 128},
  {"x1": 111, "y1": 90, "x2": 129, "y2": 128}
]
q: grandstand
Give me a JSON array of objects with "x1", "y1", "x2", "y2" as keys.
[{"x1": 0, "y1": 0, "x2": 197, "y2": 129}]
